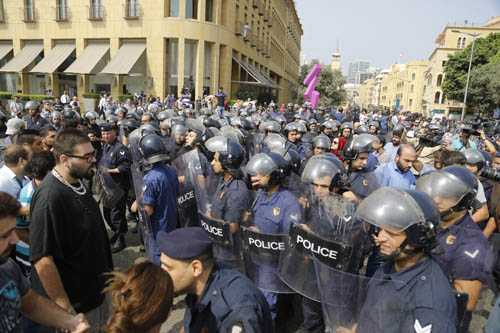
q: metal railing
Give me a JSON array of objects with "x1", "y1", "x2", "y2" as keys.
[
  {"x1": 53, "y1": 5, "x2": 70, "y2": 21},
  {"x1": 88, "y1": 2, "x2": 104, "y2": 20},
  {"x1": 235, "y1": 20, "x2": 243, "y2": 35},
  {"x1": 21, "y1": 6, "x2": 36, "y2": 22},
  {"x1": 122, "y1": 2, "x2": 140, "y2": 19}
]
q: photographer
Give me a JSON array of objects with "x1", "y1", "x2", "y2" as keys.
[{"x1": 451, "y1": 128, "x2": 478, "y2": 152}]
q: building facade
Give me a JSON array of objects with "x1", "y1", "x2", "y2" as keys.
[
  {"x1": 347, "y1": 60, "x2": 369, "y2": 84},
  {"x1": 0, "y1": 0, "x2": 302, "y2": 104},
  {"x1": 422, "y1": 17, "x2": 500, "y2": 119}
]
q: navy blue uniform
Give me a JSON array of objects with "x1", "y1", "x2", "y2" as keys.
[
  {"x1": 357, "y1": 257, "x2": 456, "y2": 332},
  {"x1": 100, "y1": 139, "x2": 132, "y2": 235},
  {"x1": 211, "y1": 177, "x2": 252, "y2": 223},
  {"x1": 183, "y1": 261, "x2": 273, "y2": 333},
  {"x1": 26, "y1": 116, "x2": 49, "y2": 130},
  {"x1": 349, "y1": 170, "x2": 380, "y2": 201},
  {"x1": 142, "y1": 163, "x2": 179, "y2": 265}
]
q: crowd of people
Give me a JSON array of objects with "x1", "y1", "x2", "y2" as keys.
[{"x1": 0, "y1": 91, "x2": 499, "y2": 333}]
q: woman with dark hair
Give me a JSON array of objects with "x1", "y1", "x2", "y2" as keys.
[{"x1": 104, "y1": 262, "x2": 174, "y2": 333}]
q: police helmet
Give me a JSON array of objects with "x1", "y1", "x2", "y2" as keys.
[
  {"x1": 356, "y1": 124, "x2": 370, "y2": 134},
  {"x1": 246, "y1": 152, "x2": 287, "y2": 184},
  {"x1": 139, "y1": 134, "x2": 170, "y2": 164},
  {"x1": 368, "y1": 121, "x2": 379, "y2": 129},
  {"x1": 106, "y1": 114, "x2": 118, "y2": 122},
  {"x1": 264, "y1": 133, "x2": 287, "y2": 151},
  {"x1": 140, "y1": 122, "x2": 161, "y2": 136},
  {"x1": 301, "y1": 153, "x2": 348, "y2": 189},
  {"x1": 262, "y1": 121, "x2": 281, "y2": 134},
  {"x1": 313, "y1": 134, "x2": 331, "y2": 150},
  {"x1": 157, "y1": 111, "x2": 170, "y2": 122},
  {"x1": 273, "y1": 145, "x2": 301, "y2": 175},
  {"x1": 341, "y1": 134, "x2": 378, "y2": 160},
  {"x1": 463, "y1": 148, "x2": 486, "y2": 173},
  {"x1": 126, "y1": 112, "x2": 139, "y2": 121},
  {"x1": 356, "y1": 187, "x2": 440, "y2": 255},
  {"x1": 202, "y1": 117, "x2": 219, "y2": 129},
  {"x1": 115, "y1": 107, "x2": 128, "y2": 116},
  {"x1": 218, "y1": 126, "x2": 245, "y2": 145},
  {"x1": 63, "y1": 105, "x2": 73, "y2": 112},
  {"x1": 171, "y1": 123, "x2": 188, "y2": 137},
  {"x1": 308, "y1": 119, "x2": 318, "y2": 127},
  {"x1": 320, "y1": 120, "x2": 334, "y2": 130},
  {"x1": 340, "y1": 122, "x2": 353, "y2": 131},
  {"x1": 63, "y1": 110, "x2": 77, "y2": 119},
  {"x1": 415, "y1": 166, "x2": 478, "y2": 216},
  {"x1": 273, "y1": 115, "x2": 287, "y2": 125},
  {"x1": 51, "y1": 111, "x2": 62, "y2": 119},
  {"x1": 205, "y1": 136, "x2": 245, "y2": 170},
  {"x1": 284, "y1": 122, "x2": 300, "y2": 135},
  {"x1": 122, "y1": 119, "x2": 139, "y2": 134},
  {"x1": 392, "y1": 124, "x2": 405, "y2": 137},
  {"x1": 25, "y1": 101, "x2": 39, "y2": 110},
  {"x1": 84, "y1": 111, "x2": 99, "y2": 120},
  {"x1": 287, "y1": 103, "x2": 294, "y2": 108},
  {"x1": 296, "y1": 122, "x2": 307, "y2": 133}
]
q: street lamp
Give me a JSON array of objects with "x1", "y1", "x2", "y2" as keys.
[{"x1": 451, "y1": 30, "x2": 481, "y2": 121}]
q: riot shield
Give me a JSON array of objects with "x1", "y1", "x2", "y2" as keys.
[
  {"x1": 249, "y1": 131, "x2": 265, "y2": 157},
  {"x1": 173, "y1": 150, "x2": 203, "y2": 227},
  {"x1": 278, "y1": 192, "x2": 364, "y2": 302},
  {"x1": 93, "y1": 163, "x2": 125, "y2": 209},
  {"x1": 240, "y1": 227, "x2": 293, "y2": 293}
]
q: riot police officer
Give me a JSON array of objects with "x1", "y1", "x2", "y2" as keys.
[
  {"x1": 339, "y1": 122, "x2": 353, "y2": 140},
  {"x1": 26, "y1": 101, "x2": 49, "y2": 130},
  {"x1": 158, "y1": 227, "x2": 273, "y2": 332},
  {"x1": 353, "y1": 187, "x2": 457, "y2": 332},
  {"x1": 134, "y1": 134, "x2": 179, "y2": 265},
  {"x1": 244, "y1": 152, "x2": 301, "y2": 323},
  {"x1": 312, "y1": 134, "x2": 331, "y2": 155},
  {"x1": 340, "y1": 134, "x2": 380, "y2": 203},
  {"x1": 416, "y1": 166, "x2": 493, "y2": 332},
  {"x1": 99, "y1": 122, "x2": 132, "y2": 252},
  {"x1": 84, "y1": 111, "x2": 101, "y2": 138}
]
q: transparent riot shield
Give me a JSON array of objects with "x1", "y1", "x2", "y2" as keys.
[
  {"x1": 173, "y1": 150, "x2": 203, "y2": 227},
  {"x1": 130, "y1": 162, "x2": 154, "y2": 263},
  {"x1": 240, "y1": 227, "x2": 293, "y2": 293},
  {"x1": 92, "y1": 162, "x2": 125, "y2": 209},
  {"x1": 249, "y1": 131, "x2": 265, "y2": 158},
  {"x1": 278, "y1": 192, "x2": 365, "y2": 302}
]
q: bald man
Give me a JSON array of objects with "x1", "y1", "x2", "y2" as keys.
[{"x1": 374, "y1": 144, "x2": 417, "y2": 189}]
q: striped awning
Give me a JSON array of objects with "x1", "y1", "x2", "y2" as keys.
[
  {"x1": 0, "y1": 43, "x2": 43, "y2": 72},
  {"x1": 64, "y1": 42, "x2": 110, "y2": 74},
  {"x1": 100, "y1": 42, "x2": 146, "y2": 75},
  {"x1": 30, "y1": 43, "x2": 75, "y2": 73}
]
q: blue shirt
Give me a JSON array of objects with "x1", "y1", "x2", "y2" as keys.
[
  {"x1": 26, "y1": 116, "x2": 49, "y2": 130},
  {"x1": 383, "y1": 142, "x2": 400, "y2": 156},
  {"x1": 433, "y1": 213, "x2": 493, "y2": 284},
  {"x1": 142, "y1": 163, "x2": 180, "y2": 235},
  {"x1": 380, "y1": 116, "x2": 388, "y2": 129},
  {"x1": 364, "y1": 152, "x2": 379, "y2": 172},
  {"x1": 349, "y1": 171, "x2": 380, "y2": 200},
  {"x1": 374, "y1": 160, "x2": 416, "y2": 189},
  {"x1": 357, "y1": 257, "x2": 456, "y2": 333},
  {"x1": 183, "y1": 262, "x2": 273, "y2": 333},
  {"x1": 451, "y1": 139, "x2": 477, "y2": 152},
  {"x1": 251, "y1": 187, "x2": 301, "y2": 234},
  {"x1": 211, "y1": 177, "x2": 252, "y2": 223}
]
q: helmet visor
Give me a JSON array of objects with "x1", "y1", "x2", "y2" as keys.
[{"x1": 245, "y1": 153, "x2": 276, "y2": 177}]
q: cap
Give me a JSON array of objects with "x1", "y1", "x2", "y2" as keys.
[
  {"x1": 6, "y1": 118, "x2": 25, "y2": 135},
  {"x1": 157, "y1": 227, "x2": 213, "y2": 260},
  {"x1": 100, "y1": 123, "x2": 116, "y2": 132}
]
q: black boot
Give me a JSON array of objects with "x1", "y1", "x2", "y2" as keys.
[{"x1": 111, "y1": 236, "x2": 126, "y2": 253}]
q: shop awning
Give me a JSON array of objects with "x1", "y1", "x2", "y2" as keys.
[
  {"x1": 30, "y1": 43, "x2": 75, "y2": 73},
  {"x1": 0, "y1": 44, "x2": 13, "y2": 63},
  {"x1": 232, "y1": 56, "x2": 280, "y2": 89},
  {"x1": 100, "y1": 42, "x2": 146, "y2": 75},
  {"x1": 0, "y1": 43, "x2": 44, "y2": 72},
  {"x1": 64, "y1": 42, "x2": 109, "y2": 74}
]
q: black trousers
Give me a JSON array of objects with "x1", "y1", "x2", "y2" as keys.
[
  {"x1": 301, "y1": 297, "x2": 325, "y2": 332},
  {"x1": 103, "y1": 191, "x2": 128, "y2": 235}
]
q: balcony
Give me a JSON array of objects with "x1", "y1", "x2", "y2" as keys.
[
  {"x1": 235, "y1": 20, "x2": 243, "y2": 35},
  {"x1": 88, "y1": 3, "x2": 104, "y2": 20},
  {"x1": 122, "y1": 2, "x2": 140, "y2": 19},
  {"x1": 20, "y1": 6, "x2": 36, "y2": 22},
  {"x1": 53, "y1": 5, "x2": 70, "y2": 21},
  {"x1": 251, "y1": 34, "x2": 257, "y2": 47},
  {"x1": 252, "y1": 0, "x2": 259, "y2": 9},
  {"x1": 263, "y1": 11, "x2": 269, "y2": 22},
  {"x1": 258, "y1": 3, "x2": 264, "y2": 16},
  {"x1": 267, "y1": 15, "x2": 273, "y2": 27}
]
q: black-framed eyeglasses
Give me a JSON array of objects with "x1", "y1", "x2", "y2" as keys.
[{"x1": 66, "y1": 151, "x2": 96, "y2": 162}]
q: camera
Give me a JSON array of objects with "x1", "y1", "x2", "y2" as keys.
[{"x1": 481, "y1": 166, "x2": 500, "y2": 182}]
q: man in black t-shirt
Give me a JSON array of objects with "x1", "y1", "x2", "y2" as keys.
[
  {"x1": 30, "y1": 129, "x2": 113, "y2": 332},
  {"x1": 215, "y1": 87, "x2": 226, "y2": 117}
]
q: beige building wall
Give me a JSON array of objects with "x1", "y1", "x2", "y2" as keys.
[
  {"x1": 358, "y1": 78, "x2": 375, "y2": 108},
  {"x1": 0, "y1": 0, "x2": 301, "y2": 105}
]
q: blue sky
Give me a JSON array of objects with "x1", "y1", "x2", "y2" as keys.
[{"x1": 294, "y1": 0, "x2": 500, "y2": 75}]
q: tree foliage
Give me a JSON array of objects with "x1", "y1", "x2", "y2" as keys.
[
  {"x1": 442, "y1": 33, "x2": 500, "y2": 112},
  {"x1": 291, "y1": 59, "x2": 346, "y2": 106},
  {"x1": 467, "y1": 62, "x2": 500, "y2": 115}
]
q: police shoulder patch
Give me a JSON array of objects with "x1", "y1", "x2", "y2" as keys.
[
  {"x1": 229, "y1": 323, "x2": 244, "y2": 333},
  {"x1": 120, "y1": 149, "x2": 125, "y2": 155}
]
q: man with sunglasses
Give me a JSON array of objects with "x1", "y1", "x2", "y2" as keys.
[{"x1": 30, "y1": 128, "x2": 114, "y2": 332}]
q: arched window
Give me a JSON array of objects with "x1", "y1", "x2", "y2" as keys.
[
  {"x1": 461, "y1": 37, "x2": 466, "y2": 49},
  {"x1": 434, "y1": 91, "x2": 441, "y2": 104},
  {"x1": 457, "y1": 37, "x2": 462, "y2": 49},
  {"x1": 437, "y1": 74, "x2": 443, "y2": 87},
  {"x1": 412, "y1": 73, "x2": 416, "y2": 80}
]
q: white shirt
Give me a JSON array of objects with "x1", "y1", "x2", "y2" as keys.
[
  {"x1": 70, "y1": 100, "x2": 80, "y2": 108},
  {"x1": 10, "y1": 101, "x2": 24, "y2": 118},
  {"x1": 60, "y1": 94, "x2": 70, "y2": 104},
  {"x1": 0, "y1": 165, "x2": 29, "y2": 199}
]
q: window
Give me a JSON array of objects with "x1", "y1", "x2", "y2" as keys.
[
  {"x1": 434, "y1": 91, "x2": 441, "y2": 104},
  {"x1": 461, "y1": 37, "x2": 466, "y2": 49},
  {"x1": 186, "y1": 0, "x2": 198, "y2": 19},
  {"x1": 411, "y1": 73, "x2": 415, "y2": 80},
  {"x1": 184, "y1": 39, "x2": 198, "y2": 95},
  {"x1": 24, "y1": 0, "x2": 35, "y2": 21},
  {"x1": 0, "y1": 0, "x2": 4, "y2": 22},
  {"x1": 409, "y1": 99, "x2": 413, "y2": 107},
  {"x1": 410, "y1": 85, "x2": 414, "y2": 93},
  {"x1": 56, "y1": 0, "x2": 68, "y2": 21},
  {"x1": 124, "y1": 0, "x2": 140, "y2": 19},
  {"x1": 166, "y1": 0, "x2": 179, "y2": 17},
  {"x1": 166, "y1": 38, "x2": 179, "y2": 94},
  {"x1": 457, "y1": 37, "x2": 462, "y2": 49},
  {"x1": 436, "y1": 74, "x2": 443, "y2": 87},
  {"x1": 442, "y1": 60, "x2": 447, "y2": 67},
  {"x1": 205, "y1": 0, "x2": 213, "y2": 21},
  {"x1": 90, "y1": 0, "x2": 103, "y2": 19}
]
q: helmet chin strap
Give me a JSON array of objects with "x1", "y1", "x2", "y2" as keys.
[{"x1": 379, "y1": 238, "x2": 419, "y2": 262}]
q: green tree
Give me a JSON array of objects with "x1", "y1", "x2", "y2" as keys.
[
  {"x1": 467, "y1": 62, "x2": 500, "y2": 115},
  {"x1": 442, "y1": 33, "x2": 500, "y2": 105},
  {"x1": 291, "y1": 59, "x2": 346, "y2": 106}
]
